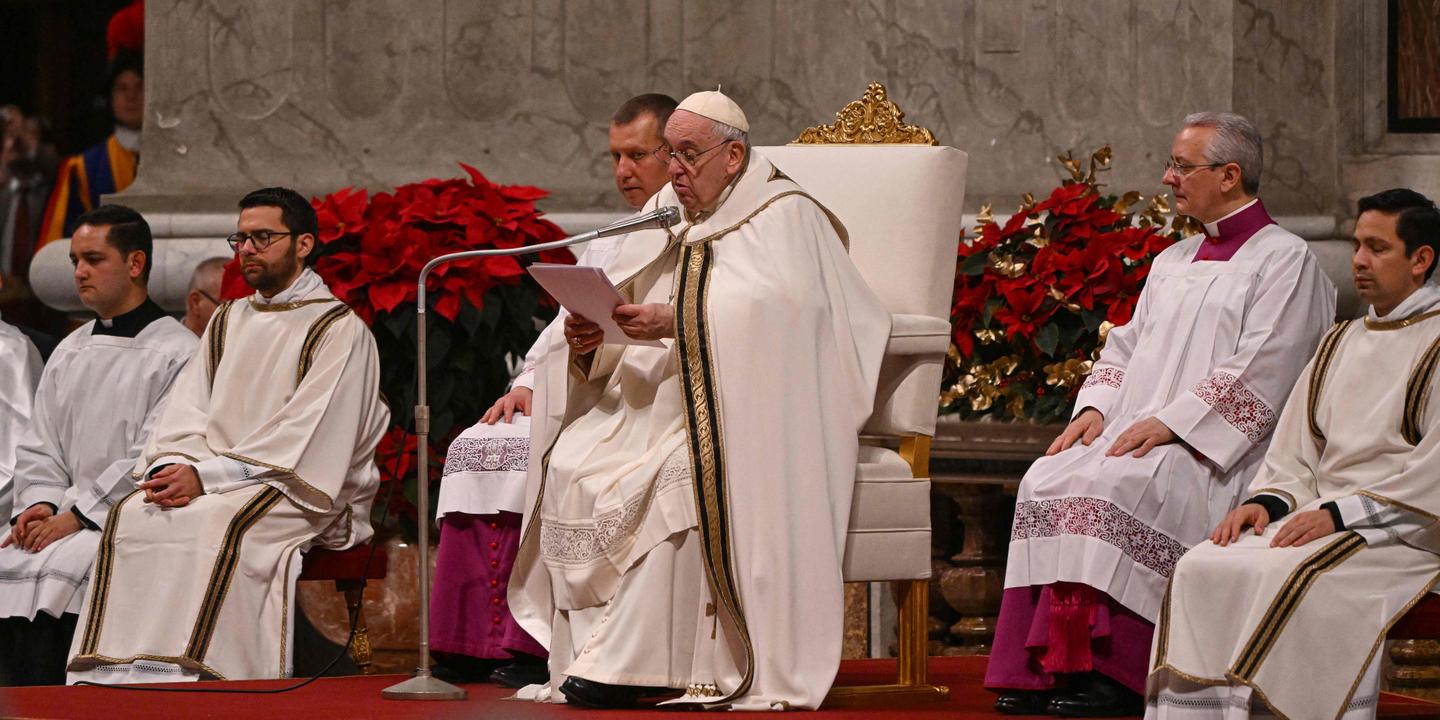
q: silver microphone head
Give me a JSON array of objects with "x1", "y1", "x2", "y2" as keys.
[
  {"x1": 592, "y1": 206, "x2": 685, "y2": 239},
  {"x1": 655, "y1": 205, "x2": 681, "y2": 228}
]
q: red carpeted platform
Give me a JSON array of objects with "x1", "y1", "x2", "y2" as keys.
[{"x1": 3, "y1": 657, "x2": 1439, "y2": 719}]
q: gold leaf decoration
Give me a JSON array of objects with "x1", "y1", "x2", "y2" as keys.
[
  {"x1": 794, "y1": 82, "x2": 938, "y2": 145},
  {"x1": 1043, "y1": 358, "x2": 1094, "y2": 389}
]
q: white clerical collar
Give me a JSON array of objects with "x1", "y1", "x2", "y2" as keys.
[
  {"x1": 1201, "y1": 198, "x2": 1259, "y2": 238},
  {"x1": 114, "y1": 125, "x2": 141, "y2": 153},
  {"x1": 1369, "y1": 281, "x2": 1440, "y2": 323},
  {"x1": 253, "y1": 267, "x2": 325, "y2": 305}
]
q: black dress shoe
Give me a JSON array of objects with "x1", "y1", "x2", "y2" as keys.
[
  {"x1": 1047, "y1": 673, "x2": 1142, "y2": 718},
  {"x1": 428, "y1": 655, "x2": 502, "y2": 684},
  {"x1": 994, "y1": 689, "x2": 1059, "y2": 715},
  {"x1": 490, "y1": 659, "x2": 549, "y2": 688},
  {"x1": 559, "y1": 676, "x2": 645, "y2": 709}
]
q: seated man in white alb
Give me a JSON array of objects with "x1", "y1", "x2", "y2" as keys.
[
  {"x1": 430, "y1": 92, "x2": 677, "y2": 687},
  {"x1": 986, "y1": 112, "x2": 1337, "y2": 717},
  {"x1": 509, "y1": 90, "x2": 891, "y2": 710},
  {"x1": 0, "y1": 206, "x2": 194, "y2": 686},
  {"x1": 66, "y1": 187, "x2": 388, "y2": 684},
  {"x1": 1148, "y1": 188, "x2": 1440, "y2": 720}
]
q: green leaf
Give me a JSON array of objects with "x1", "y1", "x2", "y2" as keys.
[
  {"x1": 981, "y1": 296, "x2": 1002, "y2": 327},
  {"x1": 1081, "y1": 308, "x2": 1104, "y2": 332},
  {"x1": 1035, "y1": 324, "x2": 1060, "y2": 356},
  {"x1": 958, "y1": 251, "x2": 990, "y2": 276}
]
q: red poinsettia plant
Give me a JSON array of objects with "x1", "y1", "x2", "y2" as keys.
[
  {"x1": 221, "y1": 164, "x2": 575, "y2": 529},
  {"x1": 943, "y1": 147, "x2": 1200, "y2": 423}
]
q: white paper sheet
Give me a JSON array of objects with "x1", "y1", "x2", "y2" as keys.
[{"x1": 527, "y1": 263, "x2": 665, "y2": 347}]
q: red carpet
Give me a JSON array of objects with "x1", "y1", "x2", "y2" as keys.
[{"x1": 3, "y1": 657, "x2": 1438, "y2": 719}]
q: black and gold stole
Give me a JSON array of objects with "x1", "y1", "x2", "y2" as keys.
[{"x1": 675, "y1": 239, "x2": 755, "y2": 703}]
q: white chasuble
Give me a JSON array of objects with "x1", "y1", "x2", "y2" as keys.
[
  {"x1": 509, "y1": 153, "x2": 891, "y2": 710},
  {"x1": 67, "y1": 273, "x2": 389, "y2": 683},
  {"x1": 0, "y1": 314, "x2": 43, "y2": 524},
  {"x1": 1005, "y1": 225, "x2": 1336, "y2": 621},
  {"x1": 1148, "y1": 285, "x2": 1440, "y2": 720},
  {"x1": 0, "y1": 313, "x2": 193, "y2": 621}
]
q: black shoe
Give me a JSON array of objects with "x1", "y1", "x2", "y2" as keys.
[
  {"x1": 995, "y1": 689, "x2": 1059, "y2": 715},
  {"x1": 559, "y1": 676, "x2": 646, "y2": 709},
  {"x1": 428, "y1": 654, "x2": 502, "y2": 684},
  {"x1": 490, "y1": 659, "x2": 549, "y2": 689},
  {"x1": 1047, "y1": 673, "x2": 1142, "y2": 718}
]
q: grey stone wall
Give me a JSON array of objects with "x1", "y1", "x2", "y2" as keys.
[
  {"x1": 126, "y1": 0, "x2": 1240, "y2": 214},
  {"x1": 31, "y1": 0, "x2": 1440, "y2": 312}
]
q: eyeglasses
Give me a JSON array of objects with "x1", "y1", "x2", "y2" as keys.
[
  {"x1": 1163, "y1": 159, "x2": 1226, "y2": 178},
  {"x1": 613, "y1": 144, "x2": 669, "y2": 165},
  {"x1": 195, "y1": 289, "x2": 220, "y2": 305},
  {"x1": 226, "y1": 230, "x2": 293, "y2": 252},
  {"x1": 653, "y1": 141, "x2": 732, "y2": 173}
]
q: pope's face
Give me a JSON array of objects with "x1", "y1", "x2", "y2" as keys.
[
  {"x1": 1352, "y1": 209, "x2": 1433, "y2": 315},
  {"x1": 663, "y1": 110, "x2": 745, "y2": 213},
  {"x1": 1162, "y1": 125, "x2": 1235, "y2": 223},
  {"x1": 70, "y1": 223, "x2": 142, "y2": 317},
  {"x1": 609, "y1": 113, "x2": 670, "y2": 210}
]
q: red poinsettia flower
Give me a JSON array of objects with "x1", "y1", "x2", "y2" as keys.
[{"x1": 993, "y1": 284, "x2": 1056, "y2": 341}]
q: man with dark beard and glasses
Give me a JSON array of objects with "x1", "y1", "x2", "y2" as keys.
[{"x1": 66, "y1": 187, "x2": 389, "y2": 684}]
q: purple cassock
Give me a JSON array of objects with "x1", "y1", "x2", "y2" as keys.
[
  {"x1": 430, "y1": 421, "x2": 546, "y2": 662},
  {"x1": 984, "y1": 199, "x2": 1276, "y2": 695}
]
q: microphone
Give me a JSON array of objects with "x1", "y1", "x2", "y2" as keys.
[
  {"x1": 418, "y1": 205, "x2": 681, "y2": 286},
  {"x1": 566, "y1": 205, "x2": 682, "y2": 246}
]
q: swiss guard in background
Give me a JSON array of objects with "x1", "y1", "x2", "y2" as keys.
[
  {"x1": 985, "y1": 112, "x2": 1337, "y2": 717},
  {"x1": 36, "y1": 1, "x2": 144, "y2": 249}
]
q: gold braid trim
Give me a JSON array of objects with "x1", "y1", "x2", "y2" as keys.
[
  {"x1": 67, "y1": 652, "x2": 227, "y2": 681},
  {"x1": 296, "y1": 304, "x2": 353, "y2": 386},
  {"x1": 1364, "y1": 308, "x2": 1440, "y2": 331},
  {"x1": 1231, "y1": 533, "x2": 1365, "y2": 680},
  {"x1": 248, "y1": 297, "x2": 338, "y2": 312},
  {"x1": 1306, "y1": 320, "x2": 1353, "y2": 442},
  {"x1": 1153, "y1": 578, "x2": 1173, "y2": 668},
  {"x1": 185, "y1": 486, "x2": 285, "y2": 662},
  {"x1": 683, "y1": 190, "x2": 843, "y2": 249},
  {"x1": 1402, "y1": 332, "x2": 1440, "y2": 444},
  {"x1": 676, "y1": 242, "x2": 755, "y2": 705},
  {"x1": 78, "y1": 489, "x2": 144, "y2": 655},
  {"x1": 206, "y1": 300, "x2": 237, "y2": 391}
]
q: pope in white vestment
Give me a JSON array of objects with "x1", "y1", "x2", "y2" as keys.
[
  {"x1": 0, "y1": 311, "x2": 43, "y2": 524},
  {"x1": 509, "y1": 93, "x2": 891, "y2": 710},
  {"x1": 1148, "y1": 192, "x2": 1440, "y2": 720},
  {"x1": 0, "y1": 300, "x2": 193, "y2": 625},
  {"x1": 67, "y1": 192, "x2": 389, "y2": 684}
]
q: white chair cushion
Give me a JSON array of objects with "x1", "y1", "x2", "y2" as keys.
[{"x1": 843, "y1": 446, "x2": 932, "y2": 581}]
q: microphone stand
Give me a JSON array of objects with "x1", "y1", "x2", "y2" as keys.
[{"x1": 382, "y1": 208, "x2": 678, "y2": 701}]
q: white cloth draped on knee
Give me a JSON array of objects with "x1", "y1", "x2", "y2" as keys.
[
  {"x1": 509, "y1": 153, "x2": 891, "y2": 710},
  {"x1": 1149, "y1": 284, "x2": 1440, "y2": 719},
  {"x1": 67, "y1": 273, "x2": 389, "y2": 683},
  {"x1": 0, "y1": 313, "x2": 193, "y2": 621},
  {"x1": 1006, "y1": 227, "x2": 1336, "y2": 622}
]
